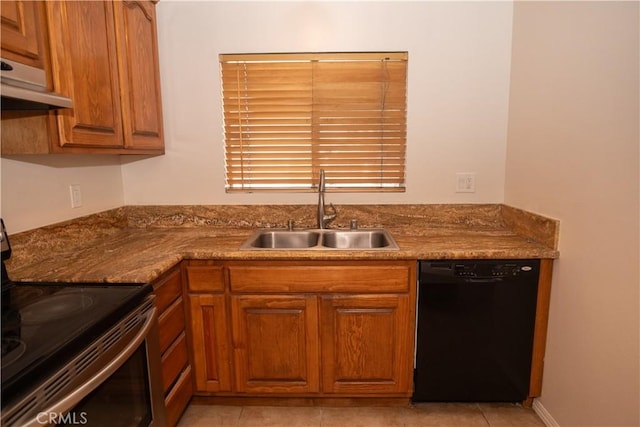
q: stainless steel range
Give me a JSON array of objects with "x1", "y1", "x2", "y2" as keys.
[{"x1": 0, "y1": 220, "x2": 166, "y2": 426}]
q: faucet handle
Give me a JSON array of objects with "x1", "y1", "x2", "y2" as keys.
[{"x1": 324, "y1": 203, "x2": 338, "y2": 224}]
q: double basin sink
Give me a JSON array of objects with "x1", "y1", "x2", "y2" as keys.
[{"x1": 240, "y1": 228, "x2": 399, "y2": 250}]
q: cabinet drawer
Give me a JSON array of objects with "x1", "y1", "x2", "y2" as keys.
[
  {"x1": 162, "y1": 332, "x2": 189, "y2": 393},
  {"x1": 186, "y1": 263, "x2": 225, "y2": 293},
  {"x1": 164, "y1": 365, "x2": 192, "y2": 427},
  {"x1": 158, "y1": 297, "x2": 185, "y2": 354},
  {"x1": 229, "y1": 261, "x2": 412, "y2": 293},
  {"x1": 154, "y1": 267, "x2": 182, "y2": 314}
]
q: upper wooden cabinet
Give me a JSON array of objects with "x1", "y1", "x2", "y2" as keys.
[
  {"x1": 0, "y1": 1, "x2": 47, "y2": 68},
  {"x1": 46, "y1": 1, "x2": 123, "y2": 150},
  {"x1": 115, "y1": 1, "x2": 165, "y2": 151},
  {"x1": 0, "y1": 0, "x2": 164, "y2": 155},
  {"x1": 46, "y1": 0, "x2": 164, "y2": 153}
]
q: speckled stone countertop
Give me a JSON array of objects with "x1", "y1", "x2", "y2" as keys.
[{"x1": 5, "y1": 204, "x2": 559, "y2": 284}]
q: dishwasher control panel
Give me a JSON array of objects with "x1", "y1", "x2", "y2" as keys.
[
  {"x1": 454, "y1": 263, "x2": 523, "y2": 278},
  {"x1": 421, "y1": 260, "x2": 538, "y2": 280}
]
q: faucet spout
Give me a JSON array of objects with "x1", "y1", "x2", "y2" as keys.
[{"x1": 317, "y1": 169, "x2": 337, "y2": 229}]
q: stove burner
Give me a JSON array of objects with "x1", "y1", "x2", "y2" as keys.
[
  {"x1": 1, "y1": 338, "x2": 26, "y2": 368},
  {"x1": 21, "y1": 292, "x2": 94, "y2": 325}
]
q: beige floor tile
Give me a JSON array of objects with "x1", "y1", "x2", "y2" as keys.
[
  {"x1": 176, "y1": 403, "x2": 546, "y2": 427},
  {"x1": 320, "y1": 406, "x2": 406, "y2": 427},
  {"x1": 177, "y1": 404, "x2": 242, "y2": 427},
  {"x1": 404, "y1": 403, "x2": 489, "y2": 427},
  {"x1": 237, "y1": 406, "x2": 322, "y2": 427},
  {"x1": 479, "y1": 403, "x2": 546, "y2": 427}
]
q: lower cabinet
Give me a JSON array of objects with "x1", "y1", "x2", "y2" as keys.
[
  {"x1": 231, "y1": 294, "x2": 320, "y2": 394},
  {"x1": 188, "y1": 293, "x2": 232, "y2": 392},
  {"x1": 184, "y1": 259, "x2": 417, "y2": 398},
  {"x1": 152, "y1": 264, "x2": 192, "y2": 427},
  {"x1": 320, "y1": 294, "x2": 413, "y2": 394}
]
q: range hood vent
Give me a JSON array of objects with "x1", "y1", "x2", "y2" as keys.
[{"x1": 1, "y1": 58, "x2": 72, "y2": 111}]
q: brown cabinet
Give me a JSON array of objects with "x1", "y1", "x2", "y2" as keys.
[
  {"x1": 46, "y1": 1, "x2": 123, "y2": 150},
  {"x1": 153, "y1": 264, "x2": 192, "y2": 427},
  {"x1": 113, "y1": 1, "x2": 165, "y2": 151},
  {"x1": 231, "y1": 294, "x2": 320, "y2": 394},
  {"x1": 1, "y1": 0, "x2": 164, "y2": 155},
  {"x1": 188, "y1": 293, "x2": 232, "y2": 392},
  {"x1": 185, "y1": 260, "x2": 416, "y2": 398},
  {"x1": 185, "y1": 261, "x2": 233, "y2": 393},
  {"x1": 0, "y1": 1, "x2": 47, "y2": 68},
  {"x1": 320, "y1": 294, "x2": 413, "y2": 395},
  {"x1": 46, "y1": 0, "x2": 164, "y2": 153}
]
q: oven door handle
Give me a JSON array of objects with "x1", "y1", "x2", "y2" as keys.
[{"x1": 30, "y1": 305, "x2": 158, "y2": 426}]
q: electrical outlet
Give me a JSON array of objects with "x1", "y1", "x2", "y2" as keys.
[
  {"x1": 70, "y1": 184, "x2": 82, "y2": 208},
  {"x1": 456, "y1": 173, "x2": 476, "y2": 193}
]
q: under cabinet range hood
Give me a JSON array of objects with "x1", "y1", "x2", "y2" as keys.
[{"x1": 1, "y1": 58, "x2": 72, "y2": 110}]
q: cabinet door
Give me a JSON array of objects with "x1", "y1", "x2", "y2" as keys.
[
  {"x1": 114, "y1": 1, "x2": 164, "y2": 151},
  {"x1": 47, "y1": 1, "x2": 124, "y2": 149},
  {"x1": 188, "y1": 294, "x2": 232, "y2": 392},
  {"x1": 231, "y1": 295, "x2": 320, "y2": 394},
  {"x1": 1, "y1": 0, "x2": 45, "y2": 68},
  {"x1": 320, "y1": 294, "x2": 413, "y2": 395}
]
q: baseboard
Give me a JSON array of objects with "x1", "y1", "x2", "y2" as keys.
[{"x1": 533, "y1": 398, "x2": 560, "y2": 427}]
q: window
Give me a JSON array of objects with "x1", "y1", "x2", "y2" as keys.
[{"x1": 220, "y1": 52, "x2": 408, "y2": 192}]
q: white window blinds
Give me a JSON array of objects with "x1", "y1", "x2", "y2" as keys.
[{"x1": 220, "y1": 52, "x2": 408, "y2": 192}]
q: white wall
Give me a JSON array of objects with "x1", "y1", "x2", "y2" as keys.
[
  {"x1": 121, "y1": 1, "x2": 513, "y2": 206},
  {"x1": 0, "y1": 156, "x2": 124, "y2": 232},
  {"x1": 505, "y1": 2, "x2": 639, "y2": 426}
]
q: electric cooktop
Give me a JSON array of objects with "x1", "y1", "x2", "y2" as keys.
[{"x1": 0, "y1": 219, "x2": 152, "y2": 410}]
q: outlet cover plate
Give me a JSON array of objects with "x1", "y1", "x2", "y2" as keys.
[{"x1": 456, "y1": 173, "x2": 476, "y2": 193}]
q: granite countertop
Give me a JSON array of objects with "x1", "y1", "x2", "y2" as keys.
[{"x1": 5, "y1": 204, "x2": 559, "y2": 284}]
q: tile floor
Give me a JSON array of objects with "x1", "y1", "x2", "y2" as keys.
[{"x1": 177, "y1": 402, "x2": 546, "y2": 427}]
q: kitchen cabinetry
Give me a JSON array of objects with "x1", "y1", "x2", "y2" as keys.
[
  {"x1": 231, "y1": 294, "x2": 320, "y2": 394},
  {"x1": 185, "y1": 260, "x2": 416, "y2": 399},
  {"x1": 152, "y1": 264, "x2": 192, "y2": 427},
  {"x1": 320, "y1": 294, "x2": 413, "y2": 394},
  {"x1": 1, "y1": 0, "x2": 164, "y2": 155},
  {"x1": 47, "y1": 0, "x2": 164, "y2": 153},
  {"x1": 185, "y1": 261, "x2": 233, "y2": 393},
  {"x1": 0, "y1": 1, "x2": 47, "y2": 68}
]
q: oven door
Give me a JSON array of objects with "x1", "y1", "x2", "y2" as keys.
[{"x1": 2, "y1": 296, "x2": 166, "y2": 427}]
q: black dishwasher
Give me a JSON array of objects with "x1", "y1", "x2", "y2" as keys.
[{"x1": 413, "y1": 259, "x2": 539, "y2": 402}]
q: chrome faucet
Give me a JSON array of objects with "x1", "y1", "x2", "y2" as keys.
[{"x1": 317, "y1": 169, "x2": 337, "y2": 229}]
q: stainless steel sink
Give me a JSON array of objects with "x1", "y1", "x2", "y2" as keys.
[
  {"x1": 240, "y1": 228, "x2": 399, "y2": 250},
  {"x1": 242, "y1": 230, "x2": 320, "y2": 249},
  {"x1": 321, "y1": 230, "x2": 395, "y2": 249}
]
